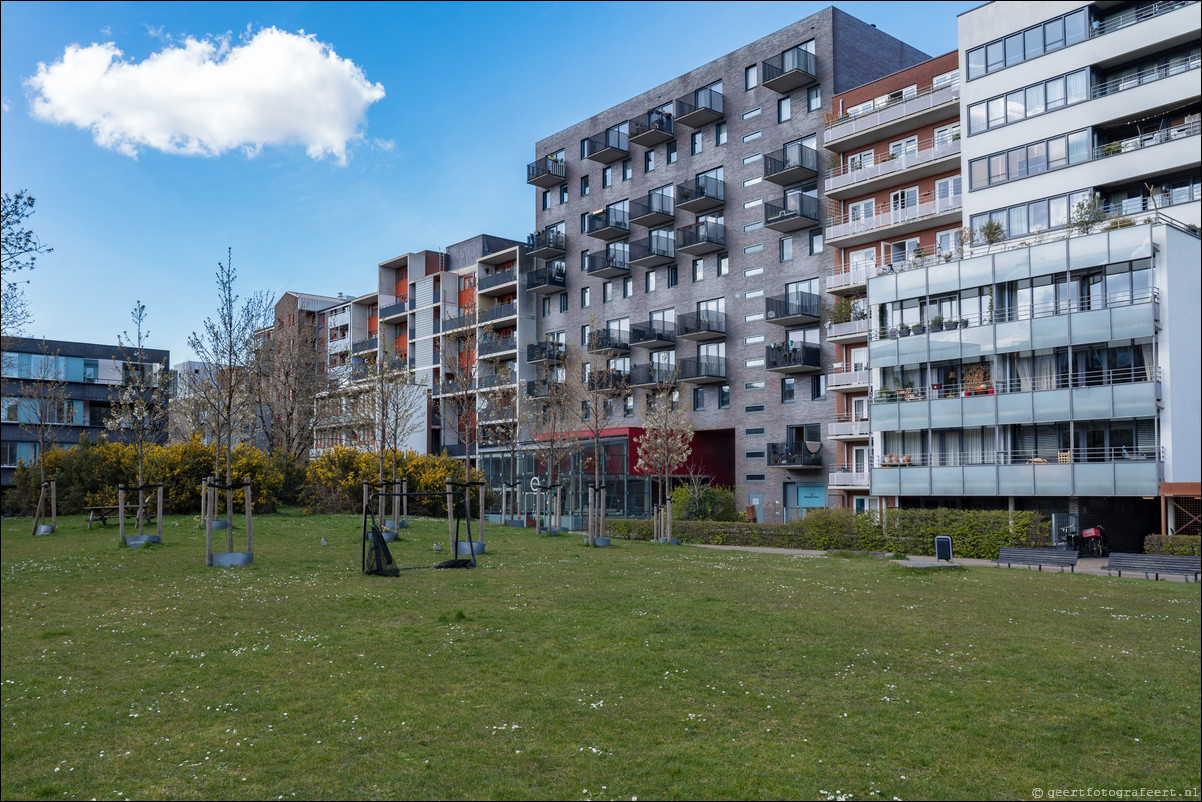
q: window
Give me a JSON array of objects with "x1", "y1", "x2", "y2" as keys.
[
  {"x1": 742, "y1": 130, "x2": 763, "y2": 143},
  {"x1": 745, "y1": 334, "x2": 765, "y2": 345},
  {"x1": 560, "y1": 293, "x2": 569, "y2": 312},
  {"x1": 667, "y1": 265, "x2": 678, "y2": 288},
  {"x1": 667, "y1": 140, "x2": 677, "y2": 164},
  {"x1": 807, "y1": 85, "x2": 821, "y2": 112},
  {"x1": 624, "y1": 395, "x2": 634, "y2": 417},
  {"x1": 645, "y1": 149, "x2": 655, "y2": 172},
  {"x1": 811, "y1": 375, "x2": 826, "y2": 399},
  {"x1": 580, "y1": 212, "x2": 588, "y2": 233},
  {"x1": 603, "y1": 281, "x2": 613, "y2": 303},
  {"x1": 780, "y1": 236, "x2": 793, "y2": 262},
  {"x1": 580, "y1": 138, "x2": 589, "y2": 159},
  {"x1": 560, "y1": 184, "x2": 569, "y2": 204},
  {"x1": 745, "y1": 427, "x2": 765, "y2": 436},
  {"x1": 715, "y1": 122, "x2": 727, "y2": 145},
  {"x1": 717, "y1": 252, "x2": 729, "y2": 276},
  {"x1": 693, "y1": 387, "x2": 705, "y2": 410},
  {"x1": 743, "y1": 243, "x2": 764, "y2": 255},
  {"x1": 778, "y1": 96, "x2": 791, "y2": 123},
  {"x1": 742, "y1": 107, "x2": 762, "y2": 120},
  {"x1": 580, "y1": 175, "x2": 590, "y2": 196},
  {"x1": 744, "y1": 380, "x2": 765, "y2": 390},
  {"x1": 742, "y1": 152, "x2": 762, "y2": 165},
  {"x1": 581, "y1": 286, "x2": 590, "y2": 308},
  {"x1": 691, "y1": 131, "x2": 703, "y2": 155},
  {"x1": 542, "y1": 191, "x2": 550, "y2": 211},
  {"x1": 745, "y1": 404, "x2": 765, "y2": 414},
  {"x1": 934, "y1": 123, "x2": 960, "y2": 146},
  {"x1": 602, "y1": 166, "x2": 613, "y2": 188},
  {"x1": 581, "y1": 325, "x2": 589, "y2": 345},
  {"x1": 623, "y1": 275, "x2": 633, "y2": 298},
  {"x1": 622, "y1": 159, "x2": 632, "y2": 180},
  {"x1": 718, "y1": 385, "x2": 730, "y2": 409},
  {"x1": 581, "y1": 249, "x2": 590, "y2": 271},
  {"x1": 645, "y1": 269, "x2": 657, "y2": 293},
  {"x1": 809, "y1": 229, "x2": 824, "y2": 255},
  {"x1": 542, "y1": 296, "x2": 551, "y2": 317},
  {"x1": 781, "y1": 378, "x2": 795, "y2": 403},
  {"x1": 692, "y1": 258, "x2": 704, "y2": 282},
  {"x1": 745, "y1": 64, "x2": 758, "y2": 90}
]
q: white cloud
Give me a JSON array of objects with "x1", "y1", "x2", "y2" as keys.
[{"x1": 25, "y1": 27, "x2": 385, "y2": 164}]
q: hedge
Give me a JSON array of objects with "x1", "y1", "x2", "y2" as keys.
[
  {"x1": 607, "y1": 507, "x2": 1048, "y2": 560},
  {"x1": 1143, "y1": 534, "x2": 1201, "y2": 556}
]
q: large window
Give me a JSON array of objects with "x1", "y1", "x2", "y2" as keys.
[
  {"x1": 966, "y1": 8, "x2": 1089, "y2": 80},
  {"x1": 969, "y1": 130, "x2": 1090, "y2": 190},
  {"x1": 967, "y1": 69, "x2": 1089, "y2": 134}
]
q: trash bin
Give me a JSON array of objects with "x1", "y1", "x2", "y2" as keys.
[{"x1": 935, "y1": 535, "x2": 953, "y2": 562}]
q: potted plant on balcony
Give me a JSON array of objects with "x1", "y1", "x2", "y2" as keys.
[
  {"x1": 930, "y1": 314, "x2": 944, "y2": 332},
  {"x1": 910, "y1": 320, "x2": 927, "y2": 335},
  {"x1": 944, "y1": 317, "x2": 959, "y2": 331},
  {"x1": 897, "y1": 322, "x2": 911, "y2": 337}
]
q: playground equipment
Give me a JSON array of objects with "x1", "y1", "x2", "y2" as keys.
[{"x1": 363, "y1": 480, "x2": 484, "y2": 576}]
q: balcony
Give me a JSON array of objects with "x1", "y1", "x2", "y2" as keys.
[
  {"x1": 525, "y1": 267, "x2": 566, "y2": 294},
  {"x1": 583, "y1": 126, "x2": 630, "y2": 164},
  {"x1": 675, "y1": 222, "x2": 725, "y2": 256},
  {"x1": 526, "y1": 378, "x2": 564, "y2": 399},
  {"x1": 379, "y1": 298, "x2": 408, "y2": 319},
  {"x1": 526, "y1": 341, "x2": 566, "y2": 365},
  {"x1": 629, "y1": 193, "x2": 675, "y2": 227},
  {"x1": 827, "y1": 263, "x2": 871, "y2": 295},
  {"x1": 763, "y1": 142, "x2": 818, "y2": 186},
  {"x1": 824, "y1": 80, "x2": 960, "y2": 151},
  {"x1": 675, "y1": 87, "x2": 724, "y2": 128},
  {"x1": 630, "y1": 363, "x2": 677, "y2": 386},
  {"x1": 827, "y1": 417, "x2": 870, "y2": 440},
  {"x1": 352, "y1": 337, "x2": 378, "y2": 354},
  {"x1": 675, "y1": 176, "x2": 725, "y2": 214},
  {"x1": 478, "y1": 335, "x2": 517, "y2": 358},
  {"x1": 587, "y1": 329, "x2": 631, "y2": 356},
  {"x1": 629, "y1": 108, "x2": 676, "y2": 147},
  {"x1": 443, "y1": 443, "x2": 478, "y2": 459},
  {"x1": 677, "y1": 310, "x2": 726, "y2": 341},
  {"x1": 584, "y1": 208, "x2": 630, "y2": 241},
  {"x1": 629, "y1": 234, "x2": 676, "y2": 268},
  {"x1": 767, "y1": 441, "x2": 822, "y2": 469},
  {"x1": 764, "y1": 292, "x2": 821, "y2": 327},
  {"x1": 588, "y1": 368, "x2": 630, "y2": 393},
  {"x1": 436, "y1": 377, "x2": 477, "y2": 396},
  {"x1": 478, "y1": 301, "x2": 517, "y2": 324},
  {"x1": 478, "y1": 268, "x2": 517, "y2": 295},
  {"x1": 827, "y1": 318, "x2": 870, "y2": 344},
  {"x1": 630, "y1": 320, "x2": 677, "y2": 348},
  {"x1": 827, "y1": 364, "x2": 870, "y2": 391},
  {"x1": 527, "y1": 157, "x2": 566, "y2": 188},
  {"x1": 442, "y1": 312, "x2": 474, "y2": 332},
  {"x1": 764, "y1": 194, "x2": 820, "y2": 233},
  {"x1": 824, "y1": 135, "x2": 961, "y2": 199},
  {"x1": 478, "y1": 371, "x2": 516, "y2": 390},
  {"x1": 825, "y1": 191, "x2": 962, "y2": 247},
  {"x1": 762, "y1": 46, "x2": 818, "y2": 94},
  {"x1": 765, "y1": 342, "x2": 821, "y2": 374},
  {"x1": 677, "y1": 356, "x2": 726, "y2": 384},
  {"x1": 828, "y1": 470, "x2": 870, "y2": 488},
  {"x1": 584, "y1": 250, "x2": 631, "y2": 279},
  {"x1": 527, "y1": 229, "x2": 566, "y2": 259}
]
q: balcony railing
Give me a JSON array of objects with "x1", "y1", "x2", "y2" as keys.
[
  {"x1": 478, "y1": 371, "x2": 516, "y2": 390},
  {"x1": 675, "y1": 222, "x2": 725, "y2": 255},
  {"x1": 874, "y1": 445, "x2": 1161, "y2": 468},
  {"x1": 675, "y1": 87, "x2": 724, "y2": 128},
  {"x1": 763, "y1": 142, "x2": 818, "y2": 185},
  {"x1": 764, "y1": 292, "x2": 821, "y2": 326},
  {"x1": 527, "y1": 157, "x2": 566, "y2": 188},
  {"x1": 379, "y1": 298, "x2": 408, "y2": 319},
  {"x1": 823, "y1": 79, "x2": 960, "y2": 145},
  {"x1": 526, "y1": 378, "x2": 565, "y2": 399},
  {"x1": 584, "y1": 250, "x2": 631, "y2": 279},
  {"x1": 584, "y1": 207, "x2": 631, "y2": 241},
  {"x1": 829, "y1": 470, "x2": 870, "y2": 487},
  {"x1": 825, "y1": 191, "x2": 962, "y2": 245},
  {"x1": 628, "y1": 109, "x2": 676, "y2": 147},
  {"x1": 629, "y1": 192, "x2": 675, "y2": 227},
  {"x1": 443, "y1": 312, "x2": 475, "y2": 332},
  {"x1": 479, "y1": 301, "x2": 517, "y2": 324},
  {"x1": 762, "y1": 46, "x2": 818, "y2": 93},
  {"x1": 587, "y1": 329, "x2": 631, "y2": 355},
  {"x1": 526, "y1": 341, "x2": 566, "y2": 364},
  {"x1": 764, "y1": 342, "x2": 821, "y2": 373},
  {"x1": 583, "y1": 126, "x2": 630, "y2": 163},
  {"x1": 827, "y1": 418, "x2": 870, "y2": 439},
  {"x1": 629, "y1": 363, "x2": 677, "y2": 386},
  {"x1": 525, "y1": 267, "x2": 567, "y2": 294},
  {"x1": 629, "y1": 234, "x2": 676, "y2": 267},
  {"x1": 478, "y1": 335, "x2": 517, "y2": 357},
  {"x1": 873, "y1": 364, "x2": 1160, "y2": 404},
  {"x1": 767, "y1": 441, "x2": 822, "y2": 468},
  {"x1": 677, "y1": 310, "x2": 726, "y2": 340},
  {"x1": 478, "y1": 268, "x2": 517, "y2": 293},
  {"x1": 825, "y1": 134, "x2": 961, "y2": 196},
  {"x1": 676, "y1": 176, "x2": 725, "y2": 214},
  {"x1": 764, "y1": 194, "x2": 820, "y2": 232},
  {"x1": 1094, "y1": 119, "x2": 1200, "y2": 163},
  {"x1": 588, "y1": 369, "x2": 630, "y2": 393},
  {"x1": 352, "y1": 337, "x2": 378, "y2": 354},
  {"x1": 527, "y1": 229, "x2": 567, "y2": 259},
  {"x1": 630, "y1": 320, "x2": 676, "y2": 348},
  {"x1": 677, "y1": 356, "x2": 726, "y2": 383}
]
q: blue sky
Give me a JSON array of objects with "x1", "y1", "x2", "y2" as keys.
[{"x1": 1, "y1": 1, "x2": 979, "y2": 363}]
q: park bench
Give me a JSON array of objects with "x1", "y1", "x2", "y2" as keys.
[
  {"x1": 994, "y1": 547, "x2": 1079, "y2": 573},
  {"x1": 84, "y1": 505, "x2": 143, "y2": 529},
  {"x1": 1104, "y1": 553, "x2": 1201, "y2": 582}
]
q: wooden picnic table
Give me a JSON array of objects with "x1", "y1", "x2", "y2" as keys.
[{"x1": 84, "y1": 505, "x2": 143, "y2": 529}]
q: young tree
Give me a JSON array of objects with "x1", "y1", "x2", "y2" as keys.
[
  {"x1": 2, "y1": 190, "x2": 53, "y2": 349},
  {"x1": 478, "y1": 379, "x2": 527, "y2": 524},
  {"x1": 15, "y1": 339, "x2": 71, "y2": 484},
  {"x1": 977, "y1": 219, "x2": 1007, "y2": 252},
  {"x1": 249, "y1": 308, "x2": 325, "y2": 463},
  {"x1": 106, "y1": 301, "x2": 171, "y2": 507},
  {"x1": 186, "y1": 249, "x2": 273, "y2": 523},
  {"x1": 570, "y1": 348, "x2": 629, "y2": 545},
  {"x1": 634, "y1": 377, "x2": 694, "y2": 541},
  {"x1": 365, "y1": 342, "x2": 427, "y2": 491},
  {"x1": 521, "y1": 345, "x2": 584, "y2": 533},
  {"x1": 1071, "y1": 195, "x2": 1107, "y2": 236}
]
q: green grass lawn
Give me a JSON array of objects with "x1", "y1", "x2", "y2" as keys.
[{"x1": 2, "y1": 509, "x2": 1198, "y2": 801}]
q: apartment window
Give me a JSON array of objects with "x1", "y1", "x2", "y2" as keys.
[
  {"x1": 807, "y1": 85, "x2": 821, "y2": 112},
  {"x1": 809, "y1": 230, "x2": 824, "y2": 255},
  {"x1": 743, "y1": 176, "x2": 762, "y2": 188},
  {"x1": 742, "y1": 130, "x2": 762, "y2": 144},
  {"x1": 691, "y1": 131, "x2": 703, "y2": 155},
  {"x1": 581, "y1": 286, "x2": 590, "y2": 308},
  {"x1": 623, "y1": 275, "x2": 633, "y2": 298},
  {"x1": 542, "y1": 296, "x2": 551, "y2": 317},
  {"x1": 645, "y1": 269, "x2": 657, "y2": 293},
  {"x1": 811, "y1": 374, "x2": 826, "y2": 399},
  {"x1": 580, "y1": 138, "x2": 589, "y2": 159},
  {"x1": 542, "y1": 190, "x2": 550, "y2": 211},
  {"x1": 781, "y1": 378, "x2": 795, "y2": 403},
  {"x1": 693, "y1": 387, "x2": 705, "y2": 410},
  {"x1": 667, "y1": 265, "x2": 678, "y2": 287},
  {"x1": 560, "y1": 292, "x2": 569, "y2": 312},
  {"x1": 667, "y1": 140, "x2": 677, "y2": 164},
  {"x1": 715, "y1": 122, "x2": 727, "y2": 145},
  {"x1": 580, "y1": 175, "x2": 590, "y2": 196},
  {"x1": 934, "y1": 123, "x2": 960, "y2": 146},
  {"x1": 624, "y1": 395, "x2": 634, "y2": 417},
  {"x1": 745, "y1": 404, "x2": 765, "y2": 414},
  {"x1": 580, "y1": 212, "x2": 588, "y2": 233},
  {"x1": 744, "y1": 380, "x2": 765, "y2": 390},
  {"x1": 744, "y1": 266, "x2": 764, "y2": 278},
  {"x1": 718, "y1": 385, "x2": 730, "y2": 409},
  {"x1": 645, "y1": 149, "x2": 656, "y2": 173},
  {"x1": 745, "y1": 64, "x2": 758, "y2": 90},
  {"x1": 779, "y1": 236, "x2": 793, "y2": 262},
  {"x1": 966, "y1": 8, "x2": 1088, "y2": 80},
  {"x1": 742, "y1": 152, "x2": 762, "y2": 165},
  {"x1": 743, "y1": 243, "x2": 764, "y2": 255},
  {"x1": 603, "y1": 281, "x2": 613, "y2": 303},
  {"x1": 744, "y1": 221, "x2": 764, "y2": 233},
  {"x1": 778, "y1": 96, "x2": 791, "y2": 123},
  {"x1": 717, "y1": 252, "x2": 729, "y2": 276},
  {"x1": 581, "y1": 249, "x2": 590, "y2": 271},
  {"x1": 742, "y1": 107, "x2": 762, "y2": 120},
  {"x1": 745, "y1": 427, "x2": 765, "y2": 436},
  {"x1": 622, "y1": 159, "x2": 632, "y2": 180},
  {"x1": 602, "y1": 166, "x2": 613, "y2": 187},
  {"x1": 560, "y1": 184, "x2": 569, "y2": 204},
  {"x1": 692, "y1": 258, "x2": 704, "y2": 282},
  {"x1": 581, "y1": 325, "x2": 589, "y2": 345}
]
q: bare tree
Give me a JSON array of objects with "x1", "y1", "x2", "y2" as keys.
[
  {"x1": 522, "y1": 344, "x2": 584, "y2": 533},
  {"x1": 2, "y1": 190, "x2": 52, "y2": 349},
  {"x1": 186, "y1": 249, "x2": 273, "y2": 522},
  {"x1": 250, "y1": 308, "x2": 325, "y2": 462},
  {"x1": 365, "y1": 342, "x2": 426, "y2": 489},
  {"x1": 479, "y1": 379, "x2": 526, "y2": 524},
  {"x1": 436, "y1": 313, "x2": 485, "y2": 473},
  {"x1": 14, "y1": 339, "x2": 71, "y2": 484},
  {"x1": 106, "y1": 301, "x2": 171, "y2": 495},
  {"x1": 570, "y1": 347, "x2": 629, "y2": 545},
  {"x1": 634, "y1": 377, "x2": 693, "y2": 541}
]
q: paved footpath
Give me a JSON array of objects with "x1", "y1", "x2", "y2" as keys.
[{"x1": 690, "y1": 545, "x2": 1191, "y2": 583}]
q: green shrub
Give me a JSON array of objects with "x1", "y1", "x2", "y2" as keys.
[
  {"x1": 1144, "y1": 534, "x2": 1201, "y2": 556},
  {"x1": 670, "y1": 483, "x2": 738, "y2": 521}
]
